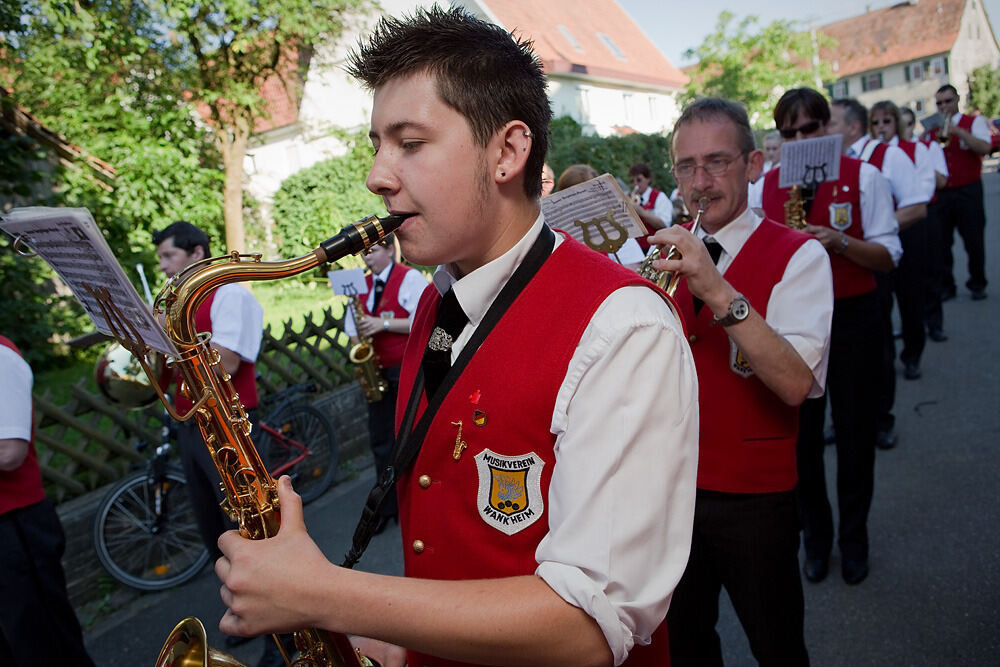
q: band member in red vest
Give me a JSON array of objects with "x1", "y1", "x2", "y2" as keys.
[
  {"x1": 216, "y1": 7, "x2": 699, "y2": 667},
  {"x1": 629, "y1": 162, "x2": 673, "y2": 251},
  {"x1": 925, "y1": 84, "x2": 991, "y2": 301},
  {"x1": 901, "y1": 105, "x2": 950, "y2": 342},
  {"x1": 154, "y1": 221, "x2": 264, "y2": 561},
  {"x1": 344, "y1": 234, "x2": 428, "y2": 533},
  {"x1": 754, "y1": 88, "x2": 900, "y2": 587},
  {"x1": 1, "y1": 335, "x2": 96, "y2": 667},
  {"x1": 650, "y1": 98, "x2": 832, "y2": 666}
]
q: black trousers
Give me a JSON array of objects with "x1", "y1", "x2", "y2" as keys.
[
  {"x1": 924, "y1": 201, "x2": 947, "y2": 332},
  {"x1": 368, "y1": 365, "x2": 401, "y2": 518},
  {"x1": 0, "y1": 500, "x2": 96, "y2": 667},
  {"x1": 668, "y1": 490, "x2": 809, "y2": 667},
  {"x1": 938, "y1": 180, "x2": 988, "y2": 292},
  {"x1": 177, "y1": 408, "x2": 259, "y2": 560},
  {"x1": 797, "y1": 291, "x2": 880, "y2": 565}
]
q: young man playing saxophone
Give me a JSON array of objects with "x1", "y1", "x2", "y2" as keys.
[
  {"x1": 214, "y1": 7, "x2": 698, "y2": 667},
  {"x1": 648, "y1": 98, "x2": 833, "y2": 666}
]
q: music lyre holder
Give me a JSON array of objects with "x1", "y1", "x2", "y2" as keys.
[{"x1": 84, "y1": 282, "x2": 207, "y2": 422}]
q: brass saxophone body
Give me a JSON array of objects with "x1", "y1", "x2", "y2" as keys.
[
  {"x1": 153, "y1": 213, "x2": 408, "y2": 667},
  {"x1": 784, "y1": 185, "x2": 807, "y2": 230},
  {"x1": 638, "y1": 197, "x2": 708, "y2": 296},
  {"x1": 347, "y1": 287, "x2": 390, "y2": 403}
]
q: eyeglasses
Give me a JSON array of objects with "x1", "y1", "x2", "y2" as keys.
[
  {"x1": 779, "y1": 120, "x2": 822, "y2": 139},
  {"x1": 936, "y1": 97, "x2": 957, "y2": 106},
  {"x1": 672, "y1": 153, "x2": 746, "y2": 181}
]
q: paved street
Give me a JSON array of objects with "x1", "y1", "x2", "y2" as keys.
[{"x1": 84, "y1": 172, "x2": 1000, "y2": 666}]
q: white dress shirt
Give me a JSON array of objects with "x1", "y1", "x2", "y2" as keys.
[
  {"x1": 431, "y1": 215, "x2": 699, "y2": 664},
  {"x1": 700, "y1": 208, "x2": 833, "y2": 396},
  {"x1": 638, "y1": 187, "x2": 674, "y2": 226},
  {"x1": 209, "y1": 283, "x2": 264, "y2": 362},
  {"x1": 343, "y1": 263, "x2": 429, "y2": 336},
  {"x1": 0, "y1": 346, "x2": 33, "y2": 441},
  {"x1": 850, "y1": 136, "x2": 927, "y2": 208},
  {"x1": 746, "y1": 160, "x2": 901, "y2": 265},
  {"x1": 889, "y1": 136, "x2": 937, "y2": 202},
  {"x1": 924, "y1": 137, "x2": 949, "y2": 179},
  {"x1": 953, "y1": 112, "x2": 991, "y2": 144}
]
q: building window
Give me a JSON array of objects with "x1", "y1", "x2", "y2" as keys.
[
  {"x1": 622, "y1": 93, "x2": 632, "y2": 122},
  {"x1": 558, "y1": 24, "x2": 583, "y2": 53},
  {"x1": 831, "y1": 81, "x2": 848, "y2": 98},
  {"x1": 914, "y1": 99, "x2": 924, "y2": 113},
  {"x1": 596, "y1": 33, "x2": 627, "y2": 61},
  {"x1": 861, "y1": 72, "x2": 883, "y2": 92},
  {"x1": 932, "y1": 57, "x2": 947, "y2": 76},
  {"x1": 908, "y1": 62, "x2": 923, "y2": 81}
]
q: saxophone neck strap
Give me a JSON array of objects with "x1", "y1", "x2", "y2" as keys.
[{"x1": 342, "y1": 224, "x2": 556, "y2": 568}]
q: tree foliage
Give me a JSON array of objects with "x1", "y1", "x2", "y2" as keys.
[
  {"x1": 682, "y1": 11, "x2": 835, "y2": 128},
  {"x1": 968, "y1": 63, "x2": 1000, "y2": 118},
  {"x1": 547, "y1": 116, "x2": 675, "y2": 194},
  {"x1": 272, "y1": 129, "x2": 382, "y2": 268}
]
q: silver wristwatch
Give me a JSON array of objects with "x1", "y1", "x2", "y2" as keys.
[{"x1": 711, "y1": 293, "x2": 750, "y2": 327}]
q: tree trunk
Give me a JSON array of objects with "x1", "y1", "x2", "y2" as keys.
[{"x1": 217, "y1": 116, "x2": 251, "y2": 254}]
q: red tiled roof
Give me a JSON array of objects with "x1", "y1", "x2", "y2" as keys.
[
  {"x1": 478, "y1": 0, "x2": 688, "y2": 89},
  {"x1": 818, "y1": 0, "x2": 967, "y2": 78},
  {"x1": 253, "y1": 45, "x2": 308, "y2": 133}
]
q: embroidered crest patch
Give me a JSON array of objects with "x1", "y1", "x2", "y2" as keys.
[
  {"x1": 829, "y1": 202, "x2": 852, "y2": 231},
  {"x1": 474, "y1": 449, "x2": 545, "y2": 535},
  {"x1": 729, "y1": 338, "x2": 754, "y2": 378}
]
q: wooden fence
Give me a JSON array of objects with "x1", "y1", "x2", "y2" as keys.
[{"x1": 33, "y1": 305, "x2": 355, "y2": 504}]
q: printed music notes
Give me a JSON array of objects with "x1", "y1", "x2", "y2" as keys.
[
  {"x1": 541, "y1": 173, "x2": 646, "y2": 254},
  {"x1": 0, "y1": 207, "x2": 177, "y2": 355}
]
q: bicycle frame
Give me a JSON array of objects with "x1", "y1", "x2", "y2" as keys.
[{"x1": 260, "y1": 419, "x2": 312, "y2": 478}]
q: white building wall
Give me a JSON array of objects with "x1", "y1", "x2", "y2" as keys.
[{"x1": 547, "y1": 77, "x2": 679, "y2": 136}]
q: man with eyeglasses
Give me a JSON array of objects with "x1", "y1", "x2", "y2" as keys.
[
  {"x1": 754, "y1": 88, "x2": 900, "y2": 588},
  {"x1": 925, "y1": 84, "x2": 991, "y2": 301},
  {"x1": 649, "y1": 97, "x2": 832, "y2": 666}
]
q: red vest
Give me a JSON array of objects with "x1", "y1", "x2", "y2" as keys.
[
  {"x1": 0, "y1": 335, "x2": 45, "y2": 515},
  {"x1": 862, "y1": 140, "x2": 889, "y2": 171},
  {"x1": 762, "y1": 156, "x2": 876, "y2": 299},
  {"x1": 174, "y1": 289, "x2": 258, "y2": 414},
  {"x1": 674, "y1": 221, "x2": 808, "y2": 493},
  {"x1": 635, "y1": 187, "x2": 663, "y2": 252},
  {"x1": 395, "y1": 236, "x2": 673, "y2": 667},
  {"x1": 929, "y1": 114, "x2": 982, "y2": 188},
  {"x1": 897, "y1": 139, "x2": 917, "y2": 163},
  {"x1": 363, "y1": 264, "x2": 419, "y2": 368}
]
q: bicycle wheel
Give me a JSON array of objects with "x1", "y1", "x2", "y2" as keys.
[
  {"x1": 260, "y1": 404, "x2": 338, "y2": 504},
  {"x1": 92, "y1": 467, "x2": 210, "y2": 591}
]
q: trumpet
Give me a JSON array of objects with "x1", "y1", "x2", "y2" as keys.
[
  {"x1": 937, "y1": 116, "x2": 951, "y2": 146},
  {"x1": 637, "y1": 196, "x2": 709, "y2": 295}
]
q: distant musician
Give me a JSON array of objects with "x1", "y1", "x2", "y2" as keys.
[{"x1": 629, "y1": 162, "x2": 673, "y2": 251}]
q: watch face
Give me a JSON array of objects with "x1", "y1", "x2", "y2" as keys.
[{"x1": 733, "y1": 299, "x2": 750, "y2": 320}]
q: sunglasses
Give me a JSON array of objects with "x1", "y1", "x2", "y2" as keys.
[
  {"x1": 779, "y1": 120, "x2": 822, "y2": 139},
  {"x1": 936, "y1": 97, "x2": 957, "y2": 106}
]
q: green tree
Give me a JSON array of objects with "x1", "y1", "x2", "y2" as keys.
[
  {"x1": 968, "y1": 63, "x2": 1000, "y2": 118},
  {"x1": 682, "y1": 11, "x2": 835, "y2": 127},
  {"x1": 547, "y1": 116, "x2": 674, "y2": 193},
  {"x1": 272, "y1": 129, "x2": 382, "y2": 263},
  {"x1": 158, "y1": 0, "x2": 372, "y2": 254}
]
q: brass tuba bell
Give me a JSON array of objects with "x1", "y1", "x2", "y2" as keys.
[
  {"x1": 155, "y1": 617, "x2": 248, "y2": 667},
  {"x1": 94, "y1": 342, "x2": 165, "y2": 408}
]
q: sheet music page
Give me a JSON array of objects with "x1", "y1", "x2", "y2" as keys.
[
  {"x1": 0, "y1": 207, "x2": 177, "y2": 355},
  {"x1": 327, "y1": 267, "x2": 366, "y2": 296},
  {"x1": 540, "y1": 173, "x2": 646, "y2": 253},
  {"x1": 779, "y1": 135, "x2": 843, "y2": 189}
]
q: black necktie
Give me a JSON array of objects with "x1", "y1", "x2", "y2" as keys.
[
  {"x1": 421, "y1": 288, "x2": 468, "y2": 400},
  {"x1": 371, "y1": 278, "x2": 385, "y2": 312},
  {"x1": 693, "y1": 238, "x2": 724, "y2": 315}
]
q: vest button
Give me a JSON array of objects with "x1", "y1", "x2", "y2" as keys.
[
  {"x1": 688, "y1": 334, "x2": 698, "y2": 343},
  {"x1": 412, "y1": 539, "x2": 425, "y2": 554},
  {"x1": 418, "y1": 474, "x2": 432, "y2": 488}
]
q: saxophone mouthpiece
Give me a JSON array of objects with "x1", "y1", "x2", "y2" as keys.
[{"x1": 317, "y1": 213, "x2": 414, "y2": 264}]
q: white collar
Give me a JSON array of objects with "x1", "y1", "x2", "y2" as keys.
[
  {"x1": 373, "y1": 262, "x2": 393, "y2": 283},
  {"x1": 431, "y1": 214, "x2": 555, "y2": 328}
]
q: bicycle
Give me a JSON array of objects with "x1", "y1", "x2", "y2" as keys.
[{"x1": 93, "y1": 383, "x2": 339, "y2": 590}]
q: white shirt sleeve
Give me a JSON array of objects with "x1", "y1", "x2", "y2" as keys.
[
  {"x1": 764, "y1": 239, "x2": 834, "y2": 396},
  {"x1": 396, "y1": 269, "x2": 431, "y2": 316},
  {"x1": 536, "y1": 286, "x2": 699, "y2": 665},
  {"x1": 0, "y1": 346, "x2": 34, "y2": 441},
  {"x1": 209, "y1": 283, "x2": 264, "y2": 362},
  {"x1": 970, "y1": 114, "x2": 991, "y2": 143},
  {"x1": 882, "y1": 145, "x2": 927, "y2": 208},
  {"x1": 859, "y1": 162, "x2": 903, "y2": 266},
  {"x1": 927, "y1": 140, "x2": 949, "y2": 178},
  {"x1": 913, "y1": 142, "x2": 937, "y2": 202},
  {"x1": 652, "y1": 190, "x2": 673, "y2": 226},
  {"x1": 610, "y1": 238, "x2": 645, "y2": 265}
]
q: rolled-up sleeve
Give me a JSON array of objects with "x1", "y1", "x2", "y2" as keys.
[{"x1": 535, "y1": 286, "x2": 699, "y2": 665}]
